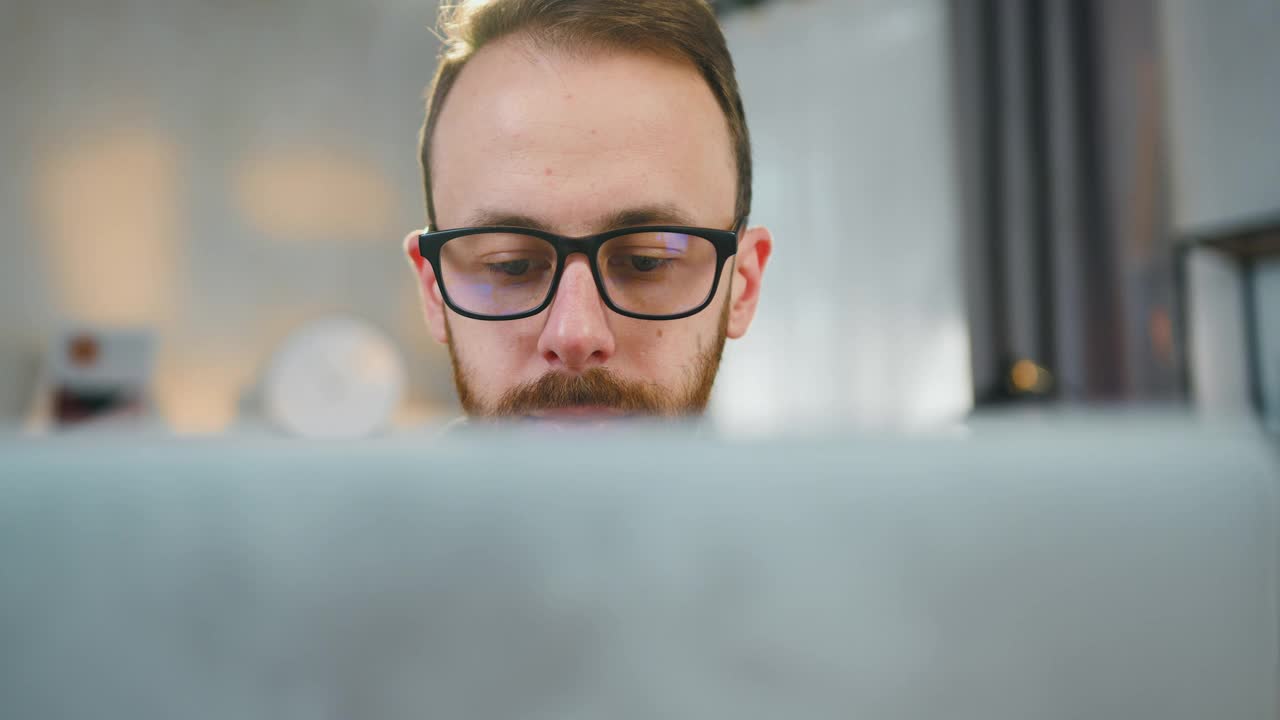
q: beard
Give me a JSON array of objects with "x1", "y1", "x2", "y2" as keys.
[{"x1": 447, "y1": 300, "x2": 729, "y2": 419}]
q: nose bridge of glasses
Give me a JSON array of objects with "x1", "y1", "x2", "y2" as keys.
[
  {"x1": 552, "y1": 235, "x2": 601, "y2": 262},
  {"x1": 555, "y1": 252, "x2": 598, "y2": 294}
]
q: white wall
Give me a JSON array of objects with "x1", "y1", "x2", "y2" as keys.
[
  {"x1": 0, "y1": 0, "x2": 452, "y2": 429},
  {"x1": 1161, "y1": 0, "x2": 1280, "y2": 423},
  {"x1": 1161, "y1": 0, "x2": 1280, "y2": 233},
  {"x1": 1185, "y1": 248, "x2": 1253, "y2": 416},
  {"x1": 714, "y1": 0, "x2": 971, "y2": 433},
  {"x1": 1254, "y1": 259, "x2": 1280, "y2": 431}
]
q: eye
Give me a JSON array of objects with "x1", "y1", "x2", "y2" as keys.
[
  {"x1": 488, "y1": 259, "x2": 531, "y2": 276},
  {"x1": 629, "y1": 256, "x2": 667, "y2": 272}
]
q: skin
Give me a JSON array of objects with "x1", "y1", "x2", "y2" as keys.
[{"x1": 403, "y1": 36, "x2": 772, "y2": 419}]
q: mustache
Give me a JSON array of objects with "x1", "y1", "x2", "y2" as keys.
[{"x1": 493, "y1": 367, "x2": 673, "y2": 416}]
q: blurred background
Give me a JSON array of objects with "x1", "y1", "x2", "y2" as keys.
[{"x1": 0, "y1": 0, "x2": 1277, "y2": 437}]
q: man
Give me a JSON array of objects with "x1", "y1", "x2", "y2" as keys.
[{"x1": 403, "y1": 0, "x2": 771, "y2": 423}]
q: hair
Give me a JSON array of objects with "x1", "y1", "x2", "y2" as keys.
[{"x1": 418, "y1": 0, "x2": 752, "y2": 230}]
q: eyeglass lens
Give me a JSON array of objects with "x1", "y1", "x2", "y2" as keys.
[{"x1": 438, "y1": 231, "x2": 718, "y2": 317}]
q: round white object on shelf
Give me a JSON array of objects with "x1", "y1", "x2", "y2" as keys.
[{"x1": 264, "y1": 316, "x2": 406, "y2": 439}]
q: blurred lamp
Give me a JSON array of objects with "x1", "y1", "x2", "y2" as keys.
[{"x1": 264, "y1": 316, "x2": 406, "y2": 439}]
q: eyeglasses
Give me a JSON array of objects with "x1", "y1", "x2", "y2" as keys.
[{"x1": 417, "y1": 222, "x2": 741, "y2": 321}]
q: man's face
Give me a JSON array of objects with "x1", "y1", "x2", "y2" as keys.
[{"x1": 405, "y1": 38, "x2": 770, "y2": 421}]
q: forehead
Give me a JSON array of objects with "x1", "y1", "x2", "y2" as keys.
[{"x1": 430, "y1": 38, "x2": 736, "y2": 234}]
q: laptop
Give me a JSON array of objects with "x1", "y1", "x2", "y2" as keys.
[{"x1": 1, "y1": 415, "x2": 1277, "y2": 719}]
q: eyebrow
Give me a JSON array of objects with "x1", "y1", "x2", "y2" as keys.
[{"x1": 461, "y1": 203, "x2": 702, "y2": 235}]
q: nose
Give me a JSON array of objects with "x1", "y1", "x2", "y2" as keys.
[{"x1": 537, "y1": 255, "x2": 616, "y2": 372}]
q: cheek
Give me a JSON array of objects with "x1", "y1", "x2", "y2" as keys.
[
  {"x1": 450, "y1": 316, "x2": 542, "y2": 377},
  {"x1": 614, "y1": 315, "x2": 717, "y2": 376}
]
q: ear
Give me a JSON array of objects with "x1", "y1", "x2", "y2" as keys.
[
  {"x1": 726, "y1": 225, "x2": 772, "y2": 339},
  {"x1": 403, "y1": 230, "x2": 449, "y2": 344}
]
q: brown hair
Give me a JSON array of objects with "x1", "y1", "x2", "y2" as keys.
[{"x1": 418, "y1": 0, "x2": 752, "y2": 230}]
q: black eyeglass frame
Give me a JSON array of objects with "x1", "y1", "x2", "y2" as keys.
[{"x1": 418, "y1": 221, "x2": 743, "y2": 321}]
